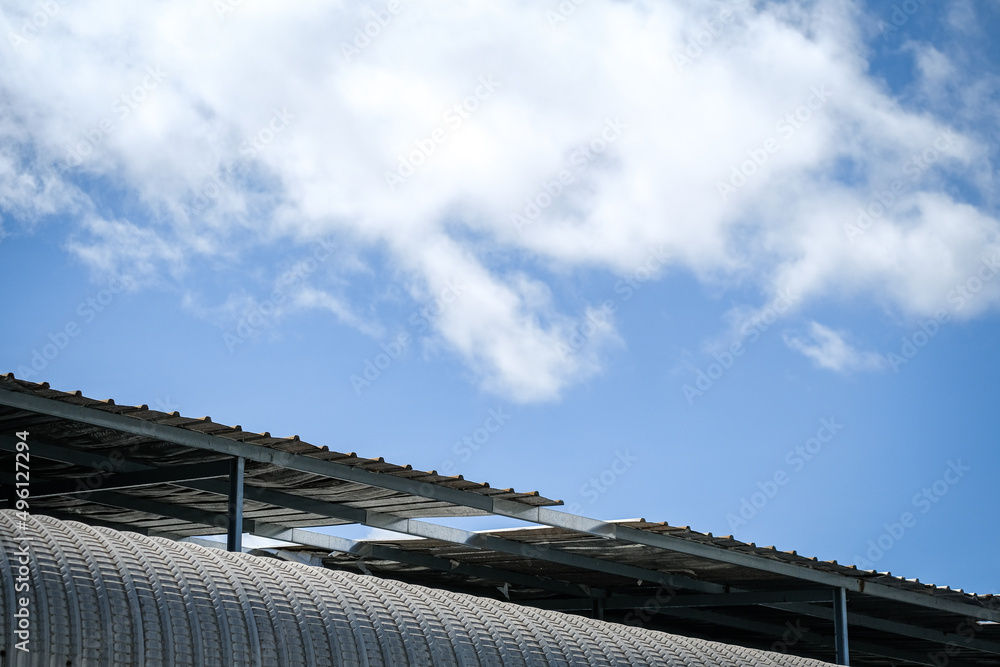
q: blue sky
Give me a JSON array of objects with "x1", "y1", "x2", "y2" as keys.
[{"x1": 1, "y1": 0, "x2": 998, "y2": 595}]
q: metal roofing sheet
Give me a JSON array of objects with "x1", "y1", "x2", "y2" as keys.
[
  {"x1": 335, "y1": 521, "x2": 997, "y2": 606},
  {"x1": 314, "y1": 522, "x2": 1000, "y2": 666},
  {"x1": 0, "y1": 375, "x2": 559, "y2": 537}
]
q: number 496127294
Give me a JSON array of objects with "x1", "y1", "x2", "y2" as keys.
[{"x1": 14, "y1": 430, "x2": 29, "y2": 514}]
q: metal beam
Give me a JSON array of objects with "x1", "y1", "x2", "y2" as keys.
[
  {"x1": 319, "y1": 536, "x2": 603, "y2": 600},
  {"x1": 834, "y1": 587, "x2": 850, "y2": 665},
  {"x1": 254, "y1": 548, "x2": 325, "y2": 567},
  {"x1": 651, "y1": 589, "x2": 835, "y2": 607},
  {"x1": 0, "y1": 435, "x2": 723, "y2": 596},
  {"x1": 0, "y1": 434, "x2": 363, "y2": 524},
  {"x1": 80, "y1": 489, "x2": 253, "y2": 534},
  {"x1": 0, "y1": 390, "x2": 497, "y2": 511},
  {"x1": 518, "y1": 507, "x2": 1000, "y2": 623},
  {"x1": 517, "y1": 589, "x2": 839, "y2": 610},
  {"x1": 30, "y1": 509, "x2": 160, "y2": 536},
  {"x1": 252, "y1": 521, "x2": 723, "y2": 595},
  {"x1": 523, "y1": 598, "x2": 974, "y2": 667},
  {"x1": 26, "y1": 460, "x2": 233, "y2": 498},
  {"x1": 774, "y1": 601, "x2": 1000, "y2": 656},
  {"x1": 651, "y1": 607, "x2": 979, "y2": 667},
  {"x1": 3, "y1": 389, "x2": 995, "y2": 623},
  {"x1": 833, "y1": 588, "x2": 851, "y2": 665},
  {"x1": 184, "y1": 536, "x2": 247, "y2": 552},
  {"x1": 227, "y1": 457, "x2": 244, "y2": 552},
  {"x1": 0, "y1": 471, "x2": 229, "y2": 533}
]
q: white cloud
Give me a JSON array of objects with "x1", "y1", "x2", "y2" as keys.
[
  {"x1": 65, "y1": 217, "x2": 186, "y2": 283},
  {"x1": 784, "y1": 322, "x2": 885, "y2": 372},
  {"x1": 294, "y1": 287, "x2": 384, "y2": 339},
  {"x1": 0, "y1": 0, "x2": 998, "y2": 400}
]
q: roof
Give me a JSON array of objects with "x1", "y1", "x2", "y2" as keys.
[
  {"x1": 0, "y1": 374, "x2": 557, "y2": 537},
  {"x1": 313, "y1": 522, "x2": 1000, "y2": 665},
  {"x1": 1, "y1": 511, "x2": 840, "y2": 667},
  {"x1": 1, "y1": 374, "x2": 998, "y2": 667}
]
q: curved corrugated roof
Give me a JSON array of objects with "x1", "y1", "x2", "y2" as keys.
[{"x1": 0, "y1": 512, "x2": 836, "y2": 667}]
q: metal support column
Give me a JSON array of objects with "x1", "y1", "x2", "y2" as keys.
[
  {"x1": 227, "y1": 456, "x2": 245, "y2": 552},
  {"x1": 593, "y1": 598, "x2": 605, "y2": 621},
  {"x1": 834, "y1": 587, "x2": 850, "y2": 665}
]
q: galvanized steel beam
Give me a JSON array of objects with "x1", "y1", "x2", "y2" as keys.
[
  {"x1": 84, "y1": 489, "x2": 254, "y2": 533},
  {"x1": 522, "y1": 589, "x2": 838, "y2": 609},
  {"x1": 834, "y1": 587, "x2": 850, "y2": 665},
  {"x1": 527, "y1": 597, "x2": 979, "y2": 667},
  {"x1": 774, "y1": 600, "x2": 1000, "y2": 656},
  {"x1": 228, "y1": 456, "x2": 245, "y2": 552},
  {"x1": 252, "y1": 521, "x2": 723, "y2": 595},
  {"x1": 640, "y1": 605, "x2": 980, "y2": 667},
  {"x1": 27, "y1": 459, "x2": 233, "y2": 498},
  {"x1": 1, "y1": 434, "x2": 721, "y2": 598},
  {"x1": 309, "y1": 534, "x2": 604, "y2": 599},
  {"x1": 504, "y1": 504, "x2": 1000, "y2": 624}
]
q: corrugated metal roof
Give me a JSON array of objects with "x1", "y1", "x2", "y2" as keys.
[
  {"x1": 313, "y1": 524, "x2": 1000, "y2": 665},
  {"x1": 0, "y1": 374, "x2": 557, "y2": 536},
  {"x1": 389, "y1": 520, "x2": 993, "y2": 603},
  {"x1": 0, "y1": 511, "x2": 841, "y2": 667}
]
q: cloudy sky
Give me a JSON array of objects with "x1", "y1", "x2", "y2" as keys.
[{"x1": 1, "y1": 0, "x2": 998, "y2": 593}]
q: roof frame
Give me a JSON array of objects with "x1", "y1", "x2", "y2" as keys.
[
  {"x1": 2, "y1": 386, "x2": 995, "y2": 625},
  {"x1": 3, "y1": 383, "x2": 1000, "y2": 667},
  {"x1": 25, "y1": 459, "x2": 233, "y2": 498}
]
